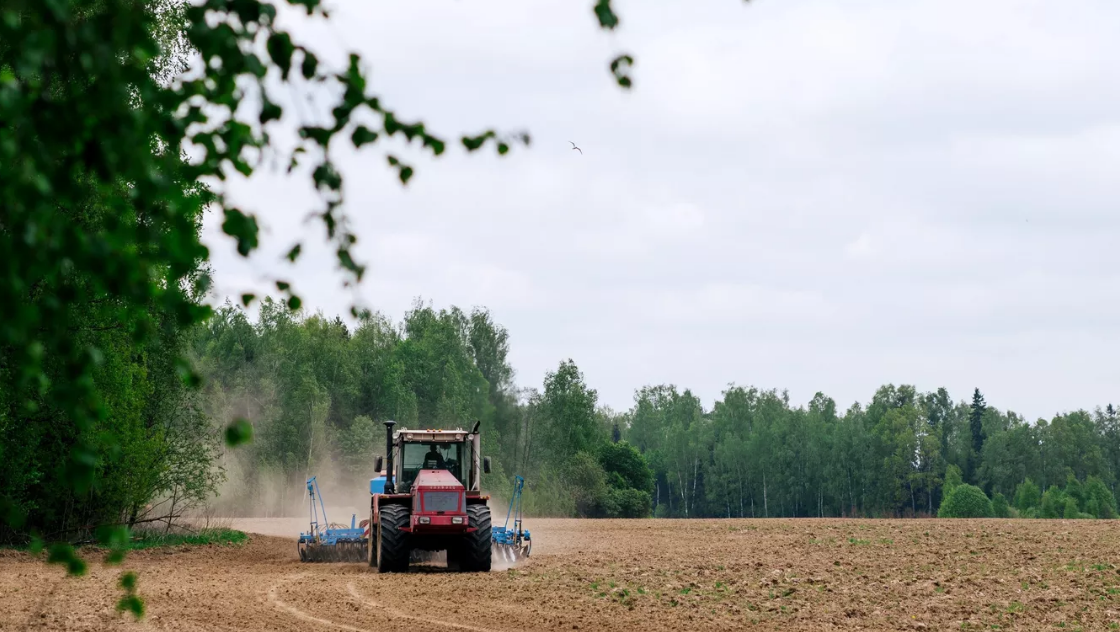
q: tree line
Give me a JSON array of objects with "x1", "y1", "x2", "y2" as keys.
[
  {"x1": 626, "y1": 384, "x2": 1120, "y2": 519},
  {"x1": 7, "y1": 281, "x2": 1117, "y2": 546},
  {"x1": 189, "y1": 301, "x2": 1120, "y2": 521},
  {"x1": 189, "y1": 298, "x2": 654, "y2": 519}
]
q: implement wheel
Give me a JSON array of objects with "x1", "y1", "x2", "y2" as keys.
[
  {"x1": 376, "y1": 504, "x2": 410, "y2": 573},
  {"x1": 459, "y1": 504, "x2": 492, "y2": 573}
]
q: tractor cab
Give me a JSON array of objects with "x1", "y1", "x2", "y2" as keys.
[
  {"x1": 369, "y1": 420, "x2": 494, "y2": 573},
  {"x1": 400, "y1": 437, "x2": 463, "y2": 491},
  {"x1": 377, "y1": 427, "x2": 489, "y2": 494}
]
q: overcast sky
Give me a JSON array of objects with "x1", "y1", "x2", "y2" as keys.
[{"x1": 203, "y1": 0, "x2": 1120, "y2": 420}]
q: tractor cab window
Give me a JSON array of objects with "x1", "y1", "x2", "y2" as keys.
[{"x1": 399, "y1": 441, "x2": 464, "y2": 490}]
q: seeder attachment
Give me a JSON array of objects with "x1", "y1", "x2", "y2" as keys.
[
  {"x1": 297, "y1": 476, "x2": 368, "y2": 563},
  {"x1": 491, "y1": 475, "x2": 531, "y2": 563}
]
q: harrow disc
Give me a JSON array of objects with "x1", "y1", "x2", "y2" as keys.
[{"x1": 346, "y1": 542, "x2": 364, "y2": 562}]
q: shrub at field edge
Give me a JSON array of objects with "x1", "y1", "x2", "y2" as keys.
[{"x1": 938, "y1": 484, "x2": 993, "y2": 518}]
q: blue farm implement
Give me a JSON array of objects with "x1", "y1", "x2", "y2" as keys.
[
  {"x1": 297, "y1": 476, "x2": 368, "y2": 563},
  {"x1": 491, "y1": 475, "x2": 531, "y2": 562}
]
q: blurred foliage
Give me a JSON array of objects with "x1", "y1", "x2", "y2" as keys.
[{"x1": 1, "y1": 0, "x2": 636, "y2": 590}]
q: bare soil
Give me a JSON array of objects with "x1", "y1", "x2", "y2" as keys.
[{"x1": 3, "y1": 518, "x2": 1120, "y2": 631}]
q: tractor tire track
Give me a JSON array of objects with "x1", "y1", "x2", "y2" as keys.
[
  {"x1": 345, "y1": 583, "x2": 502, "y2": 632},
  {"x1": 266, "y1": 573, "x2": 502, "y2": 632},
  {"x1": 267, "y1": 574, "x2": 371, "y2": 632}
]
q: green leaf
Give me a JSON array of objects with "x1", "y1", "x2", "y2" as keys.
[
  {"x1": 260, "y1": 98, "x2": 282, "y2": 125},
  {"x1": 120, "y1": 571, "x2": 138, "y2": 590},
  {"x1": 267, "y1": 32, "x2": 295, "y2": 79},
  {"x1": 312, "y1": 162, "x2": 342, "y2": 192},
  {"x1": 46, "y1": 543, "x2": 87, "y2": 576},
  {"x1": 609, "y1": 54, "x2": 634, "y2": 89},
  {"x1": 2, "y1": 10, "x2": 21, "y2": 28},
  {"x1": 221, "y1": 209, "x2": 260, "y2": 257},
  {"x1": 351, "y1": 126, "x2": 378, "y2": 148},
  {"x1": 423, "y1": 135, "x2": 446, "y2": 156},
  {"x1": 116, "y1": 595, "x2": 144, "y2": 618},
  {"x1": 497, "y1": 143, "x2": 510, "y2": 156},
  {"x1": 176, "y1": 362, "x2": 202, "y2": 389},
  {"x1": 593, "y1": 0, "x2": 620, "y2": 29},
  {"x1": 461, "y1": 131, "x2": 495, "y2": 152},
  {"x1": 241, "y1": 293, "x2": 255, "y2": 307},
  {"x1": 298, "y1": 126, "x2": 332, "y2": 147},
  {"x1": 287, "y1": 296, "x2": 302, "y2": 310},
  {"x1": 288, "y1": 146, "x2": 306, "y2": 173},
  {"x1": 301, "y1": 50, "x2": 318, "y2": 79},
  {"x1": 383, "y1": 112, "x2": 401, "y2": 135},
  {"x1": 399, "y1": 165, "x2": 414, "y2": 184},
  {"x1": 225, "y1": 419, "x2": 253, "y2": 447},
  {"x1": 286, "y1": 244, "x2": 302, "y2": 262},
  {"x1": 96, "y1": 525, "x2": 130, "y2": 549},
  {"x1": 288, "y1": 0, "x2": 323, "y2": 15},
  {"x1": 337, "y1": 248, "x2": 364, "y2": 279},
  {"x1": 276, "y1": 281, "x2": 290, "y2": 291}
]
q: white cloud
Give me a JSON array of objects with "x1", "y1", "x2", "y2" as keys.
[{"x1": 844, "y1": 233, "x2": 874, "y2": 260}]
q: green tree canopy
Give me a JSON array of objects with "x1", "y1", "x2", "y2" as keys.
[{"x1": 937, "y1": 484, "x2": 993, "y2": 518}]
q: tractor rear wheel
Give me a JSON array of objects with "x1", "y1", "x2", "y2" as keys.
[
  {"x1": 376, "y1": 504, "x2": 410, "y2": 573},
  {"x1": 459, "y1": 504, "x2": 492, "y2": 572}
]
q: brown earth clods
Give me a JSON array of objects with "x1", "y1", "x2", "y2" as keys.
[{"x1": 3, "y1": 518, "x2": 1120, "y2": 631}]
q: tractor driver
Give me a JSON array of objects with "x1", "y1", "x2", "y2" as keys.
[{"x1": 422, "y1": 443, "x2": 446, "y2": 470}]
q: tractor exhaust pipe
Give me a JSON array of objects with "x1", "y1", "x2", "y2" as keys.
[{"x1": 383, "y1": 420, "x2": 396, "y2": 494}]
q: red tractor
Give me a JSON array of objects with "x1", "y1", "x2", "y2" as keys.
[{"x1": 365, "y1": 420, "x2": 493, "y2": 572}]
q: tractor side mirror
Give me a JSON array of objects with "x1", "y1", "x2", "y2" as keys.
[
  {"x1": 375, "y1": 455, "x2": 383, "y2": 473},
  {"x1": 483, "y1": 456, "x2": 492, "y2": 474}
]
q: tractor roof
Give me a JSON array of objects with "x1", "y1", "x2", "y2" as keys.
[{"x1": 394, "y1": 428, "x2": 469, "y2": 442}]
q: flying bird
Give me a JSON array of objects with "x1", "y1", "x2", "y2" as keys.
[{"x1": 569, "y1": 141, "x2": 582, "y2": 155}]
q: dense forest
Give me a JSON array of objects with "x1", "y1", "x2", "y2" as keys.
[{"x1": 189, "y1": 300, "x2": 1120, "y2": 522}]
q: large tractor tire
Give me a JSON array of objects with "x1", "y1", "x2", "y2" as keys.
[
  {"x1": 374, "y1": 504, "x2": 410, "y2": 573},
  {"x1": 459, "y1": 504, "x2": 492, "y2": 573}
]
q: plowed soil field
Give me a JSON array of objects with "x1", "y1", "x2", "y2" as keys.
[{"x1": 4, "y1": 518, "x2": 1120, "y2": 631}]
